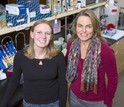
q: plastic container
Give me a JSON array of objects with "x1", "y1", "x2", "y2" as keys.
[
  {"x1": 104, "y1": 0, "x2": 119, "y2": 29},
  {"x1": 0, "y1": 4, "x2": 6, "y2": 29}
]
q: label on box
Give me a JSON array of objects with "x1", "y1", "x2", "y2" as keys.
[{"x1": 29, "y1": 11, "x2": 36, "y2": 18}]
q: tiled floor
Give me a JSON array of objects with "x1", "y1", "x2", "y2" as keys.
[{"x1": 113, "y1": 71, "x2": 124, "y2": 107}]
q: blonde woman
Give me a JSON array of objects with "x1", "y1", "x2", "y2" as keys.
[{"x1": 1, "y1": 20, "x2": 67, "y2": 107}]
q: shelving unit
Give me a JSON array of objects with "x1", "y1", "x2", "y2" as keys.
[{"x1": 0, "y1": 1, "x2": 107, "y2": 36}]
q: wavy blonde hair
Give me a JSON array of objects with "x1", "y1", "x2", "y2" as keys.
[{"x1": 24, "y1": 20, "x2": 59, "y2": 59}]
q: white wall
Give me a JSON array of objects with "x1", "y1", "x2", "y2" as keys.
[
  {"x1": 115, "y1": 0, "x2": 124, "y2": 13},
  {"x1": 115, "y1": 0, "x2": 124, "y2": 8}
]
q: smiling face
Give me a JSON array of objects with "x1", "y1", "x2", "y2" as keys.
[
  {"x1": 76, "y1": 16, "x2": 94, "y2": 43},
  {"x1": 30, "y1": 23, "x2": 52, "y2": 50}
]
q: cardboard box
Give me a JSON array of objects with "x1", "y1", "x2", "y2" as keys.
[
  {"x1": 17, "y1": 0, "x2": 40, "y2": 22},
  {"x1": 6, "y1": 4, "x2": 26, "y2": 15},
  {"x1": 6, "y1": 13, "x2": 27, "y2": 27},
  {"x1": 40, "y1": 4, "x2": 51, "y2": 14},
  {"x1": 38, "y1": 12, "x2": 52, "y2": 20}
]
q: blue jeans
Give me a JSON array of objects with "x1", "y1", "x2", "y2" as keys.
[{"x1": 23, "y1": 100, "x2": 59, "y2": 107}]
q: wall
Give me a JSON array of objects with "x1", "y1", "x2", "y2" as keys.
[{"x1": 116, "y1": 0, "x2": 124, "y2": 8}]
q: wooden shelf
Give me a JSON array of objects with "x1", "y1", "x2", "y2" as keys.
[{"x1": 0, "y1": 2, "x2": 106, "y2": 36}]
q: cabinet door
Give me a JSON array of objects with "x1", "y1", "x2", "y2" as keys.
[{"x1": 111, "y1": 38, "x2": 124, "y2": 74}]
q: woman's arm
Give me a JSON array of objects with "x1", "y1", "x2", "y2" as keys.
[
  {"x1": 58, "y1": 52, "x2": 67, "y2": 107},
  {"x1": 103, "y1": 47, "x2": 118, "y2": 107}
]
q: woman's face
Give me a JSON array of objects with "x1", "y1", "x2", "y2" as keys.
[
  {"x1": 76, "y1": 16, "x2": 94, "y2": 42},
  {"x1": 31, "y1": 23, "x2": 52, "y2": 49}
]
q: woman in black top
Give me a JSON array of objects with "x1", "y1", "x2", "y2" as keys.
[{"x1": 1, "y1": 20, "x2": 67, "y2": 107}]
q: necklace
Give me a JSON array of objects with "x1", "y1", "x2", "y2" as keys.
[
  {"x1": 39, "y1": 60, "x2": 43, "y2": 65},
  {"x1": 35, "y1": 53, "x2": 46, "y2": 66},
  {"x1": 35, "y1": 56, "x2": 44, "y2": 66}
]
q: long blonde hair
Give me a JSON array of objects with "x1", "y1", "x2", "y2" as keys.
[
  {"x1": 70, "y1": 9, "x2": 107, "y2": 42},
  {"x1": 24, "y1": 20, "x2": 59, "y2": 59}
]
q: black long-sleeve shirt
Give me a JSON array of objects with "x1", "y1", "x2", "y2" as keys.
[{"x1": 1, "y1": 50, "x2": 67, "y2": 107}]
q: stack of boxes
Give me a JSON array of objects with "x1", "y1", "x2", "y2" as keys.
[
  {"x1": 6, "y1": 0, "x2": 52, "y2": 27},
  {"x1": 6, "y1": 4, "x2": 27, "y2": 27},
  {"x1": 17, "y1": 0, "x2": 41, "y2": 22}
]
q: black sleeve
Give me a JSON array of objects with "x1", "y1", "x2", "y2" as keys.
[
  {"x1": 0, "y1": 51, "x2": 22, "y2": 107},
  {"x1": 58, "y1": 52, "x2": 67, "y2": 107}
]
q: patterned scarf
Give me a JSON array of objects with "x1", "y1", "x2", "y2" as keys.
[{"x1": 66, "y1": 36, "x2": 101, "y2": 93}]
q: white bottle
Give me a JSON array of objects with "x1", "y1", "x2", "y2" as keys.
[
  {"x1": 104, "y1": 0, "x2": 119, "y2": 29},
  {"x1": 77, "y1": 0, "x2": 81, "y2": 9}
]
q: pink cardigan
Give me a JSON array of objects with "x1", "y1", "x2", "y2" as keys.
[{"x1": 66, "y1": 41, "x2": 118, "y2": 107}]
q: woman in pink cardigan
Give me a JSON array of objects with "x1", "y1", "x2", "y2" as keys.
[{"x1": 66, "y1": 9, "x2": 118, "y2": 107}]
